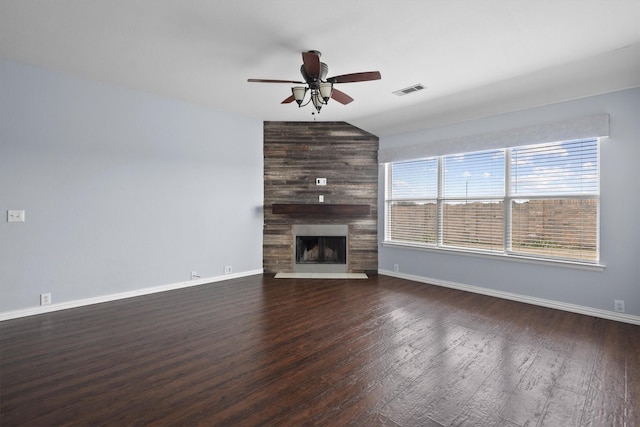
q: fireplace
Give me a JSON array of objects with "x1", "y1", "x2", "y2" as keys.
[
  {"x1": 296, "y1": 236, "x2": 347, "y2": 264},
  {"x1": 293, "y1": 224, "x2": 348, "y2": 273}
]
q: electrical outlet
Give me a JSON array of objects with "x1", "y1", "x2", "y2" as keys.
[
  {"x1": 7, "y1": 210, "x2": 25, "y2": 222},
  {"x1": 191, "y1": 271, "x2": 200, "y2": 280},
  {"x1": 224, "y1": 266, "x2": 232, "y2": 274},
  {"x1": 614, "y1": 299, "x2": 625, "y2": 313},
  {"x1": 40, "y1": 293, "x2": 51, "y2": 306},
  {"x1": 393, "y1": 264, "x2": 399, "y2": 273},
  {"x1": 319, "y1": 195, "x2": 324, "y2": 203}
]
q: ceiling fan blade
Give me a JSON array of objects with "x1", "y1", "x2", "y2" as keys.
[
  {"x1": 302, "y1": 51, "x2": 321, "y2": 79},
  {"x1": 281, "y1": 94, "x2": 295, "y2": 104},
  {"x1": 327, "y1": 71, "x2": 382, "y2": 84},
  {"x1": 248, "y1": 78, "x2": 305, "y2": 84},
  {"x1": 330, "y1": 88, "x2": 354, "y2": 105}
]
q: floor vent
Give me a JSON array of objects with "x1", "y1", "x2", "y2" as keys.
[{"x1": 393, "y1": 84, "x2": 426, "y2": 96}]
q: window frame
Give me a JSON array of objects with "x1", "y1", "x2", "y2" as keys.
[{"x1": 383, "y1": 138, "x2": 602, "y2": 269}]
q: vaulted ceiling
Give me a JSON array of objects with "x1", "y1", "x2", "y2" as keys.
[{"x1": 1, "y1": 1, "x2": 639, "y2": 136}]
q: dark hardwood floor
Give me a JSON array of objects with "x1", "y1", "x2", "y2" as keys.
[{"x1": 1, "y1": 274, "x2": 638, "y2": 426}]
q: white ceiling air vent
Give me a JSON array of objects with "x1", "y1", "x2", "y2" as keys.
[{"x1": 393, "y1": 83, "x2": 426, "y2": 96}]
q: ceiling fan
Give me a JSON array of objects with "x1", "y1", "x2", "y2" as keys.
[{"x1": 248, "y1": 50, "x2": 381, "y2": 114}]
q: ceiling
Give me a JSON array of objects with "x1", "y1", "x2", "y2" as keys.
[{"x1": 1, "y1": 1, "x2": 639, "y2": 136}]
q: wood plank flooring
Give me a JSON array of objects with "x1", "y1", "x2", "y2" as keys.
[{"x1": 1, "y1": 274, "x2": 638, "y2": 426}]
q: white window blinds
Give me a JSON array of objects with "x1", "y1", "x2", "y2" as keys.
[
  {"x1": 386, "y1": 158, "x2": 438, "y2": 244},
  {"x1": 509, "y1": 139, "x2": 599, "y2": 261},
  {"x1": 384, "y1": 138, "x2": 600, "y2": 264},
  {"x1": 442, "y1": 149, "x2": 505, "y2": 251}
]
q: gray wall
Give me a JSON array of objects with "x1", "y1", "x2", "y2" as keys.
[
  {"x1": 2, "y1": 55, "x2": 638, "y2": 320},
  {"x1": 0, "y1": 58, "x2": 264, "y2": 314},
  {"x1": 378, "y1": 88, "x2": 640, "y2": 317}
]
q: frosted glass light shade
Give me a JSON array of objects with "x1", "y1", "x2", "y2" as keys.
[
  {"x1": 292, "y1": 87, "x2": 307, "y2": 106},
  {"x1": 319, "y1": 82, "x2": 333, "y2": 102},
  {"x1": 312, "y1": 93, "x2": 323, "y2": 112}
]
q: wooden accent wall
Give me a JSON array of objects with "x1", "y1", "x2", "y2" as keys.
[{"x1": 263, "y1": 121, "x2": 379, "y2": 273}]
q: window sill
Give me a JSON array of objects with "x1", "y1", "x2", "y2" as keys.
[{"x1": 382, "y1": 241, "x2": 606, "y2": 271}]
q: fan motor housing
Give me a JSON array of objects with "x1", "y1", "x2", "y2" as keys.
[{"x1": 301, "y1": 62, "x2": 329, "y2": 85}]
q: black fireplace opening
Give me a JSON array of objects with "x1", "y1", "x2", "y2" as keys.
[{"x1": 295, "y1": 236, "x2": 347, "y2": 264}]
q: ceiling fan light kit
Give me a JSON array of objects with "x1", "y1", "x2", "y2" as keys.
[
  {"x1": 292, "y1": 81, "x2": 333, "y2": 112},
  {"x1": 249, "y1": 50, "x2": 381, "y2": 115}
]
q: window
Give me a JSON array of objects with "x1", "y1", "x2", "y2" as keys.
[
  {"x1": 387, "y1": 158, "x2": 437, "y2": 244},
  {"x1": 509, "y1": 140, "x2": 599, "y2": 261},
  {"x1": 442, "y1": 149, "x2": 505, "y2": 251},
  {"x1": 384, "y1": 139, "x2": 599, "y2": 263}
]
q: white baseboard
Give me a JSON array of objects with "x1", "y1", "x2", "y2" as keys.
[
  {"x1": 379, "y1": 269, "x2": 640, "y2": 326},
  {"x1": 6, "y1": 269, "x2": 637, "y2": 326},
  {"x1": 0, "y1": 269, "x2": 263, "y2": 321}
]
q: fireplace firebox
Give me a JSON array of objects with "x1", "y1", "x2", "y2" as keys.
[
  {"x1": 293, "y1": 224, "x2": 348, "y2": 273},
  {"x1": 296, "y1": 236, "x2": 347, "y2": 264}
]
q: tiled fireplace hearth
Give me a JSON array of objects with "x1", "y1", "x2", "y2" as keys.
[{"x1": 263, "y1": 121, "x2": 379, "y2": 274}]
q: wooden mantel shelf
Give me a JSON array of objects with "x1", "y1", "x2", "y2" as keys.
[{"x1": 272, "y1": 203, "x2": 370, "y2": 216}]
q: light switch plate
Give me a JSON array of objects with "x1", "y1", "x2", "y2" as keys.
[
  {"x1": 7, "y1": 210, "x2": 25, "y2": 222},
  {"x1": 316, "y1": 178, "x2": 327, "y2": 186}
]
